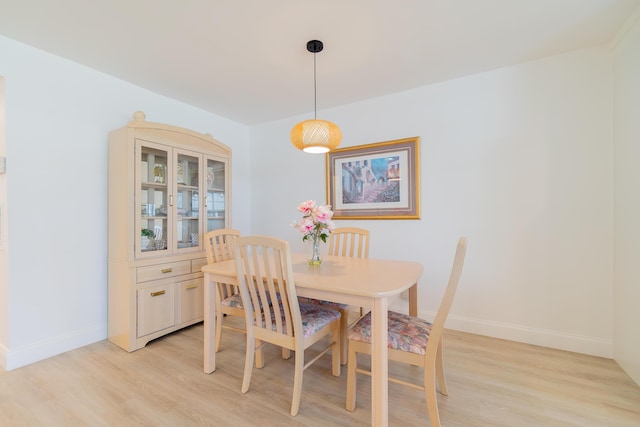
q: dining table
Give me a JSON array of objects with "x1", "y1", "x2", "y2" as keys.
[{"x1": 202, "y1": 252, "x2": 423, "y2": 427}]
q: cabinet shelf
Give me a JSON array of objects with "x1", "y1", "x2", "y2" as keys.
[
  {"x1": 141, "y1": 182, "x2": 168, "y2": 189},
  {"x1": 178, "y1": 183, "x2": 198, "y2": 190},
  {"x1": 177, "y1": 242, "x2": 199, "y2": 249}
]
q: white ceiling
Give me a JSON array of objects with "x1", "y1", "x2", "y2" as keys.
[{"x1": 1, "y1": 0, "x2": 638, "y2": 125}]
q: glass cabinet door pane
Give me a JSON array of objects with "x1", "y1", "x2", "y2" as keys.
[
  {"x1": 176, "y1": 153, "x2": 200, "y2": 250},
  {"x1": 206, "y1": 158, "x2": 226, "y2": 232},
  {"x1": 140, "y1": 145, "x2": 168, "y2": 253}
]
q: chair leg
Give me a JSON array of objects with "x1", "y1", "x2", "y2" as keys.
[
  {"x1": 424, "y1": 364, "x2": 441, "y2": 427},
  {"x1": 215, "y1": 310, "x2": 223, "y2": 352},
  {"x1": 331, "y1": 322, "x2": 341, "y2": 377},
  {"x1": 346, "y1": 341, "x2": 357, "y2": 411},
  {"x1": 339, "y1": 308, "x2": 348, "y2": 365},
  {"x1": 241, "y1": 334, "x2": 255, "y2": 393},
  {"x1": 255, "y1": 339, "x2": 265, "y2": 369},
  {"x1": 290, "y1": 348, "x2": 305, "y2": 416},
  {"x1": 435, "y1": 338, "x2": 448, "y2": 395}
]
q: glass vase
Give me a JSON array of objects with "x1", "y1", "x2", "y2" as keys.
[{"x1": 309, "y1": 235, "x2": 322, "y2": 266}]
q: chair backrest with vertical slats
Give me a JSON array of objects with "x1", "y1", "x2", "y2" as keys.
[
  {"x1": 204, "y1": 229, "x2": 241, "y2": 300},
  {"x1": 204, "y1": 229, "x2": 241, "y2": 264},
  {"x1": 234, "y1": 236, "x2": 302, "y2": 340},
  {"x1": 327, "y1": 227, "x2": 370, "y2": 258}
]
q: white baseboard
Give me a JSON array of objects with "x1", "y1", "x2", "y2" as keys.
[
  {"x1": 0, "y1": 342, "x2": 7, "y2": 371},
  {"x1": 3, "y1": 324, "x2": 106, "y2": 371},
  {"x1": 389, "y1": 302, "x2": 613, "y2": 358}
]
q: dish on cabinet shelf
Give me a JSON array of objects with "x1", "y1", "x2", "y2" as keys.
[{"x1": 207, "y1": 168, "x2": 215, "y2": 189}]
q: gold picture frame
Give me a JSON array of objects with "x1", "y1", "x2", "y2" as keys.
[{"x1": 326, "y1": 136, "x2": 420, "y2": 220}]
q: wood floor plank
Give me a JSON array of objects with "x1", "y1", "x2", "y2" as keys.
[{"x1": 1, "y1": 323, "x2": 639, "y2": 426}]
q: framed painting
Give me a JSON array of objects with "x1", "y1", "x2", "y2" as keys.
[{"x1": 326, "y1": 136, "x2": 420, "y2": 219}]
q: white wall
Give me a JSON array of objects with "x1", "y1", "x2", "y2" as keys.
[
  {"x1": 0, "y1": 36, "x2": 252, "y2": 370},
  {"x1": 0, "y1": 77, "x2": 7, "y2": 368},
  {"x1": 251, "y1": 46, "x2": 615, "y2": 357},
  {"x1": 613, "y1": 13, "x2": 640, "y2": 384}
]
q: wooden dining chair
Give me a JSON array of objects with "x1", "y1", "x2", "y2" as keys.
[
  {"x1": 327, "y1": 227, "x2": 370, "y2": 258},
  {"x1": 346, "y1": 237, "x2": 468, "y2": 427},
  {"x1": 203, "y1": 228, "x2": 243, "y2": 352},
  {"x1": 299, "y1": 227, "x2": 370, "y2": 365},
  {"x1": 234, "y1": 235, "x2": 341, "y2": 416}
]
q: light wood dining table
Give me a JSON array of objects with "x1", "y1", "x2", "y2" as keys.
[{"x1": 202, "y1": 252, "x2": 423, "y2": 427}]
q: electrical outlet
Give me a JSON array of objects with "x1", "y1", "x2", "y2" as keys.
[{"x1": 400, "y1": 290, "x2": 409, "y2": 300}]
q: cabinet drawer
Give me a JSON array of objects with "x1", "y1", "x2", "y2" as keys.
[
  {"x1": 137, "y1": 261, "x2": 191, "y2": 283},
  {"x1": 137, "y1": 284, "x2": 175, "y2": 337},
  {"x1": 177, "y1": 278, "x2": 204, "y2": 324},
  {"x1": 191, "y1": 257, "x2": 208, "y2": 273}
]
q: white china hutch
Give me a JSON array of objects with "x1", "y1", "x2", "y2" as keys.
[{"x1": 108, "y1": 111, "x2": 231, "y2": 351}]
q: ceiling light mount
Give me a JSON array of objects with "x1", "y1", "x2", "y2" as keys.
[
  {"x1": 307, "y1": 39, "x2": 323, "y2": 53},
  {"x1": 290, "y1": 39, "x2": 342, "y2": 154}
]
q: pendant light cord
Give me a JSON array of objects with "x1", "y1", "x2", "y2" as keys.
[{"x1": 313, "y1": 51, "x2": 317, "y2": 120}]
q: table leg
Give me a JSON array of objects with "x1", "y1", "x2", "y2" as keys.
[
  {"x1": 204, "y1": 272, "x2": 216, "y2": 373},
  {"x1": 371, "y1": 297, "x2": 389, "y2": 427},
  {"x1": 408, "y1": 283, "x2": 418, "y2": 317}
]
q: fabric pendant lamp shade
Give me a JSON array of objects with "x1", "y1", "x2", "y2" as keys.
[{"x1": 290, "y1": 118, "x2": 342, "y2": 153}]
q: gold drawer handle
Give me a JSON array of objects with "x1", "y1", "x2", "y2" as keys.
[
  {"x1": 161, "y1": 268, "x2": 172, "y2": 273},
  {"x1": 186, "y1": 284, "x2": 199, "y2": 290},
  {"x1": 151, "y1": 290, "x2": 166, "y2": 297}
]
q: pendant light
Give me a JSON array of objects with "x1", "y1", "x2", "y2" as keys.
[{"x1": 290, "y1": 40, "x2": 342, "y2": 154}]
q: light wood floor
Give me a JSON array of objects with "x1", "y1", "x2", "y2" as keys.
[{"x1": 1, "y1": 320, "x2": 639, "y2": 426}]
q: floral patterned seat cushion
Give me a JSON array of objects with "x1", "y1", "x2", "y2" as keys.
[
  {"x1": 348, "y1": 310, "x2": 432, "y2": 356},
  {"x1": 256, "y1": 303, "x2": 341, "y2": 339},
  {"x1": 226, "y1": 291, "x2": 283, "y2": 310},
  {"x1": 221, "y1": 293, "x2": 243, "y2": 309},
  {"x1": 298, "y1": 297, "x2": 350, "y2": 311}
]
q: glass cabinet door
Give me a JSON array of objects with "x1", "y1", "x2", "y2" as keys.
[
  {"x1": 138, "y1": 143, "x2": 169, "y2": 254},
  {"x1": 135, "y1": 141, "x2": 227, "y2": 258},
  {"x1": 205, "y1": 157, "x2": 226, "y2": 232},
  {"x1": 175, "y1": 150, "x2": 201, "y2": 252}
]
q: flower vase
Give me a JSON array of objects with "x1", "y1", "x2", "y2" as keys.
[{"x1": 309, "y1": 236, "x2": 322, "y2": 266}]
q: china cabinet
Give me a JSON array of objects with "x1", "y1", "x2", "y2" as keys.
[{"x1": 108, "y1": 111, "x2": 231, "y2": 351}]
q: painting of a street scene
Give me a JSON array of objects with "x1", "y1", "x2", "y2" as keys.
[
  {"x1": 327, "y1": 137, "x2": 420, "y2": 219},
  {"x1": 341, "y1": 157, "x2": 400, "y2": 204}
]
